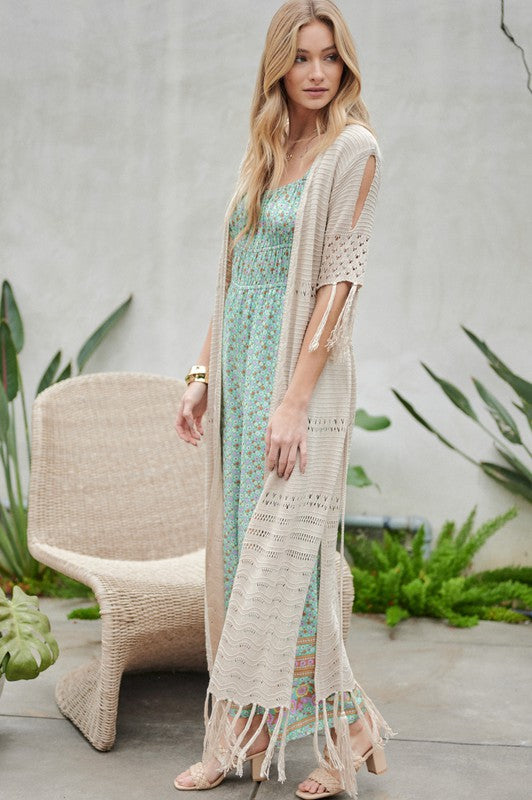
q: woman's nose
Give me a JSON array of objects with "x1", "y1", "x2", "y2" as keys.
[{"x1": 308, "y1": 59, "x2": 325, "y2": 80}]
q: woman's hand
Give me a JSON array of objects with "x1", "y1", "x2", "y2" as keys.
[
  {"x1": 175, "y1": 382, "x2": 208, "y2": 446},
  {"x1": 265, "y1": 398, "x2": 308, "y2": 479}
]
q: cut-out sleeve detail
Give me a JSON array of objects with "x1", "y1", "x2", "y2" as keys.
[{"x1": 311, "y1": 141, "x2": 382, "y2": 358}]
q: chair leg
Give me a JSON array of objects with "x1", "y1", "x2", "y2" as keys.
[{"x1": 55, "y1": 654, "x2": 125, "y2": 751}]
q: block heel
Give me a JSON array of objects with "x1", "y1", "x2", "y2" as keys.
[
  {"x1": 250, "y1": 749, "x2": 268, "y2": 781},
  {"x1": 365, "y1": 746, "x2": 387, "y2": 774}
]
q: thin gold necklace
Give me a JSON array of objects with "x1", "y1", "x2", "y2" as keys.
[{"x1": 285, "y1": 132, "x2": 319, "y2": 161}]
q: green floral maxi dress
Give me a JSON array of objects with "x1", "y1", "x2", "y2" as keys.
[{"x1": 221, "y1": 172, "x2": 365, "y2": 743}]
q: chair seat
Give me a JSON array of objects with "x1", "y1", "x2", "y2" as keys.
[{"x1": 36, "y1": 542, "x2": 205, "y2": 589}]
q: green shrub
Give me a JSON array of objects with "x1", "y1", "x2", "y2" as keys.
[{"x1": 346, "y1": 504, "x2": 532, "y2": 627}]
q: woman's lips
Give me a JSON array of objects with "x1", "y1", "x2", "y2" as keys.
[{"x1": 304, "y1": 88, "x2": 328, "y2": 96}]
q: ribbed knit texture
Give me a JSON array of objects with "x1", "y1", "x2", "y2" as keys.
[{"x1": 202, "y1": 124, "x2": 397, "y2": 797}]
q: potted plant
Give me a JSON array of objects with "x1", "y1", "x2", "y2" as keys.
[{"x1": 0, "y1": 584, "x2": 59, "y2": 698}]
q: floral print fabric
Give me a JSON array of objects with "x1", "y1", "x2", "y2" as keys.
[{"x1": 221, "y1": 174, "x2": 362, "y2": 743}]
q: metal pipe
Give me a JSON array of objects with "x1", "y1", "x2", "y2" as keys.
[{"x1": 343, "y1": 514, "x2": 433, "y2": 557}]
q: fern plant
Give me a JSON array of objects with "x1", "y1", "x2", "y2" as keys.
[{"x1": 346, "y1": 504, "x2": 532, "y2": 627}]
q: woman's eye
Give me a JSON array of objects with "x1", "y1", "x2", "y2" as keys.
[{"x1": 295, "y1": 53, "x2": 339, "y2": 63}]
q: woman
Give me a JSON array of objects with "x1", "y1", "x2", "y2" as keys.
[{"x1": 174, "y1": 2, "x2": 396, "y2": 797}]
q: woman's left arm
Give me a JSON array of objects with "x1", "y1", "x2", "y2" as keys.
[{"x1": 265, "y1": 152, "x2": 377, "y2": 479}]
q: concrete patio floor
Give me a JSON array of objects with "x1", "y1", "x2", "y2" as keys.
[{"x1": 1, "y1": 597, "x2": 530, "y2": 800}]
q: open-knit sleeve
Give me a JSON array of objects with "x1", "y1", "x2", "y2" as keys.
[{"x1": 308, "y1": 132, "x2": 382, "y2": 357}]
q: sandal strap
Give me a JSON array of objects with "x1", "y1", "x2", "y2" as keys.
[
  {"x1": 189, "y1": 761, "x2": 224, "y2": 789},
  {"x1": 306, "y1": 765, "x2": 344, "y2": 793},
  {"x1": 323, "y1": 741, "x2": 373, "y2": 771},
  {"x1": 188, "y1": 761, "x2": 216, "y2": 790}
]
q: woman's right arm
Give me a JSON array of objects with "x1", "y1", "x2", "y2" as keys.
[
  {"x1": 174, "y1": 316, "x2": 212, "y2": 446},
  {"x1": 175, "y1": 236, "x2": 233, "y2": 446}
]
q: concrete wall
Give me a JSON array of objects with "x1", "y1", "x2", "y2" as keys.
[{"x1": 2, "y1": 0, "x2": 531, "y2": 569}]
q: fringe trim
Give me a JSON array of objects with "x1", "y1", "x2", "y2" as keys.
[
  {"x1": 201, "y1": 685, "x2": 398, "y2": 795},
  {"x1": 202, "y1": 693, "x2": 291, "y2": 783},
  {"x1": 308, "y1": 281, "x2": 359, "y2": 358},
  {"x1": 325, "y1": 282, "x2": 358, "y2": 355},
  {"x1": 324, "y1": 684, "x2": 398, "y2": 799},
  {"x1": 308, "y1": 283, "x2": 337, "y2": 351}
]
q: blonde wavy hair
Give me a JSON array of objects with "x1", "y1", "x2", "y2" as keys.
[{"x1": 227, "y1": 0, "x2": 377, "y2": 249}]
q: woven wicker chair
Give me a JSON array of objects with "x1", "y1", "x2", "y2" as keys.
[{"x1": 27, "y1": 371, "x2": 354, "y2": 752}]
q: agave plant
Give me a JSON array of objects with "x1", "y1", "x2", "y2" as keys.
[
  {"x1": 347, "y1": 408, "x2": 391, "y2": 491},
  {"x1": 392, "y1": 326, "x2": 532, "y2": 503},
  {"x1": 0, "y1": 280, "x2": 132, "y2": 580},
  {"x1": 0, "y1": 584, "x2": 59, "y2": 681}
]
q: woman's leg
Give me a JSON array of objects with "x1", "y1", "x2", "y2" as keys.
[{"x1": 331, "y1": 712, "x2": 374, "y2": 755}]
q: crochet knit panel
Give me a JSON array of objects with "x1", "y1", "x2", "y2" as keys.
[
  {"x1": 318, "y1": 231, "x2": 369, "y2": 288},
  {"x1": 207, "y1": 420, "x2": 349, "y2": 709},
  {"x1": 309, "y1": 143, "x2": 381, "y2": 359}
]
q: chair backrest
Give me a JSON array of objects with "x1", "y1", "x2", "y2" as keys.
[{"x1": 27, "y1": 372, "x2": 206, "y2": 561}]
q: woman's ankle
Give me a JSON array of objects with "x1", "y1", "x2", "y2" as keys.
[{"x1": 331, "y1": 716, "x2": 371, "y2": 746}]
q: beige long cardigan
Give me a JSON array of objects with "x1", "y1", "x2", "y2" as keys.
[{"x1": 202, "y1": 123, "x2": 396, "y2": 798}]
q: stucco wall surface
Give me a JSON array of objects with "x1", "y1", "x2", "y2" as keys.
[{"x1": 2, "y1": 0, "x2": 531, "y2": 568}]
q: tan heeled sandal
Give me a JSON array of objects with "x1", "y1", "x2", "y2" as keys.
[
  {"x1": 174, "y1": 747, "x2": 268, "y2": 791},
  {"x1": 295, "y1": 743, "x2": 387, "y2": 799}
]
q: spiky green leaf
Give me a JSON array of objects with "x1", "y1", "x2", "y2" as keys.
[
  {"x1": 76, "y1": 294, "x2": 132, "y2": 372},
  {"x1": 421, "y1": 363, "x2": 478, "y2": 420},
  {"x1": 391, "y1": 389, "x2": 458, "y2": 450},
  {"x1": 0, "y1": 281, "x2": 24, "y2": 353},
  {"x1": 472, "y1": 378, "x2": 522, "y2": 443},
  {"x1": 0, "y1": 381, "x2": 9, "y2": 440},
  {"x1": 56, "y1": 362, "x2": 72, "y2": 383},
  {"x1": 36, "y1": 350, "x2": 62, "y2": 396},
  {"x1": 0, "y1": 321, "x2": 19, "y2": 401},
  {"x1": 480, "y1": 462, "x2": 532, "y2": 502},
  {"x1": 462, "y1": 325, "x2": 532, "y2": 404},
  {"x1": 494, "y1": 445, "x2": 532, "y2": 483}
]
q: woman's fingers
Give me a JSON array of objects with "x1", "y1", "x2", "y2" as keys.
[
  {"x1": 273, "y1": 439, "x2": 304, "y2": 479},
  {"x1": 175, "y1": 403, "x2": 199, "y2": 445},
  {"x1": 276, "y1": 441, "x2": 287, "y2": 477},
  {"x1": 184, "y1": 410, "x2": 200, "y2": 441},
  {"x1": 281, "y1": 442, "x2": 299, "y2": 480},
  {"x1": 175, "y1": 383, "x2": 208, "y2": 446},
  {"x1": 264, "y1": 407, "x2": 308, "y2": 477},
  {"x1": 265, "y1": 426, "x2": 274, "y2": 469},
  {"x1": 299, "y1": 436, "x2": 307, "y2": 474}
]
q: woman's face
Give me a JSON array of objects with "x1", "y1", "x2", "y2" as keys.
[{"x1": 282, "y1": 20, "x2": 344, "y2": 114}]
